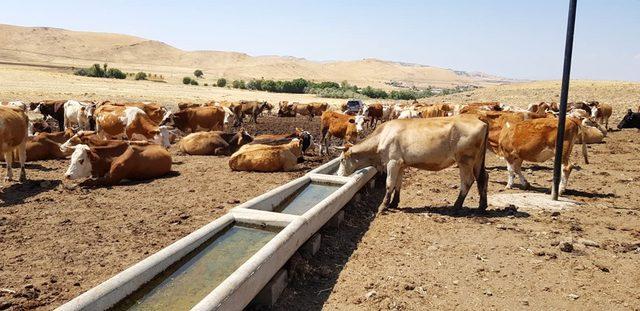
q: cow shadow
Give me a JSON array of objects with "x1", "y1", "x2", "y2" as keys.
[
  {"x1": 1, "y1": 163, "x2": 57, "y2": 172},
  {"x1": 0, "y1": 179, "x2": 62, "y2": 207},
  {"x1": 388, "y1": 204, "x2": 530, "y2": 219},
  {"x1": 486, "y1": 164, "x2": 553, "y2": 171},
  {"x1": 78, "y1": 171, "x2": 182, "y2": 188},
  {"x1": 491, "y1": 181, "x2": 615, "y2": 199},
  {"x1": 268, "y1": 176, "x2": 386, "y2": 311}
]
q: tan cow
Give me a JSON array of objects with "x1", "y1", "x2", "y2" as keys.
[
  {"x1": 474, "y1": 111, "x2": 551, "y2": 154},
  {"x1": 459, "y1": 102, "x2": 502, "y2": 114},
  {"x1": 419, "y1": 104, "x2": 453, "y2": 118},
  {"x1": 178, "y1": 102, "x2": 201, "y2": 110},
  {"x1": 497, "y1": 117, "x2": 588, "y2": 194},
  {"x1": 1, "y1": 107, "x2": 29, "y2": 182},
  {"x1": 179, "y1": 130, "x2": 253, "y2": 155},
  {"x1": 308, "y1": 102, "x2": 329, "y2": 118},
  {"x1": 576, "y1": 118, "x2": 607, "y2": 144},
  {"x1": 100, "y1": 101, "x2": 167, "y2": 124},
  {"x1": 320, "y1": 111, "x2": 365, "y2": 155},
  {"x1": 337, "y1": 115, "x2": 489, "y2": 213},
  {"x1": 238, "y1": 101, "x2": 271, "y2": 123},
  {"x1": 229, "y1": 139, "x2": 302, "y2": 172},
  {"x1": 64, "y1": 143, "x2": 172, "y2": 185},
  {"x1": 95, "y1": 105, "x2": 171, "y2": 147}
]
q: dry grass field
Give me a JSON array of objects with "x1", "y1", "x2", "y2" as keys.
[{"x1": 0, "y1": 60, "x2": 639, "y2": 310}]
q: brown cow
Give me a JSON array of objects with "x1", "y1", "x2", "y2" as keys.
[
  {"x1": 238, "y1": 101, "x2": 271, "y2": 123},
  {"x1": 475, "y1": 111, "x2": 551, "y2": 154},
  {"x1": 160, "y1": 106, "x2": 224, "y2": 134},
  {"x1": 308, "y1": 102, "x2": 329, "y2": 118},
  {"x1": 320, "y1": 111, "x2": 365, "y2": 155},
  {"x1": 459, "y1": 102, "x2": 502, "y2": 114},
  {"x1": 179, "y1": 130, "x2": 253, "y2": 155},
  {"x1": 589, "y1": 102, "x2": 612, "y2": 129},
  {"x1": 20, "y1": 129, "x2": 74, "y2": 161},
  {"x1": 95, "y1": 105, "x2": 171, "y2": 147},
  {"x1": 363, "y1": 103, "x2": 384, "y2": 128},
  {"x1": 178, "y1": 102, "x2": 201, "y2": 110},
  {"x1": 64, "y1": 143, "x2": 172, "y2": 185},
  {"x1": 497, "y1": 117, "x2": 588, "y2": 194},
  {"x1": 31, "y1": 100, "x2": 66, "y2": 127},
  {"x1": 229, "y1": 139, "x2": 302, "y2": 172},
  {"x1": 99, "y1": 101, "x2": 167, "y2": 124},
  {"x1": 0, "y1": 106, "x2": 29, "y2": 182}
]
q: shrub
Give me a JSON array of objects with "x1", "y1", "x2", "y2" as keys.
[
  {"x1": 361, "y1": 86, "x2": 388, "y2": 99},
  {"x1": 135, "y1": 72, "x2": 147, "y2": 80},
  {"x1": 106, "y1": 68, "x2": 126, "y2": 79},
  {"x1": 216, "y1": 78, "x2": 227, "y2": 87},
  {"x1": 190, "y1": 79, "x2": 199, "y2": 85},
  {"x1": 246, "y1": 79, "x2": 262, "y2": 90},
  {"x1": 204, "y1": 83, "x2": 208, "y2": 86},
  {"x1": 261, "y1": 79, "x2": 277, "y2": 92},
  {"x1": 194, "y1": 69, "x2": 203, "y2": 78},
  {"x1": 183, "y1": 77, "x2": 192, "y2": 85},
  {"x1": 232, "y1": 80, "x2": 246, "y2": 89}
]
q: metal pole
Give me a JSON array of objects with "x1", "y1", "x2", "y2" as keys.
[{"x1": 551, "y1": 0, "x2": 578, "y2": 200}]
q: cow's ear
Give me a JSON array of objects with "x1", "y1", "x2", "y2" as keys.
[{"x1": 348, "y1": 118, "x2": 355, "y2": 124}]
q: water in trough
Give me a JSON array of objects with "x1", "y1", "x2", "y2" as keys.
[
  {"x1": 274, "y1": 182, "x2": 342, "y2": 215},
  {"x1": 112, "y1": 224, "x2": 279, "y2": 311}
]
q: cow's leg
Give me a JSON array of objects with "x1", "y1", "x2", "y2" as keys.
[
  {"x1": 453, "y1": 163, "x2": 475, "y2": 210},
  {"x1": 513, "y1": 158, "x2": 529, "y2": 189},
  {"x1": 4, "y1": 151, "x2": 13, "y2": 181},
  {"x1": 381, "y1": 160, "x2": 401, "y2": 213},
  {"x1": 390, "y1": 166, "x2": 404, "y2": 208},
  {"x1": 505, "y1": 159, "x2": 516, "y2": 189},
  {"x1": 474, "y1": 156, "x2": 489, "y2": 211},
  {"x1": 320, "y1": 128, "x2": 329, "y2": 156},
  {"x1": 18, "y1": 142, "x2": 27, "y2": 182}
]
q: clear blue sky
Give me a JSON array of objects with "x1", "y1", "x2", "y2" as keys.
[{"x1": 1, "y1": 0, "x2": 639, "y2": 81}]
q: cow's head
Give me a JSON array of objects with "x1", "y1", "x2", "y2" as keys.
[
  {"x1": 300, "y1": 131, "x2": 313, "y2": 153},
  {"x1": 336, "y1": 143, "x2": 357, "y2": 176},
  {"x1": 618, "y1": 109, "x2": 640, "y2": 129},
  {"x1": 154, "y1": 126, "x2": 172, "y2": 148},
  {"x1": 64, "y1": 144, "x2": 93, "y2": 180},
  {"x1": 354, "y1": 115, "x2": 366, "y2": 133}
]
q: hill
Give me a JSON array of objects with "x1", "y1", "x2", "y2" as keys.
[{"x1": 0, "y1": 23, "x2": 513, "y2": 89}]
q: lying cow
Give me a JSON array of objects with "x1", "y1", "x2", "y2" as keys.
[
  {"x1": 0, "y1": 129, "x2": 75, "y2": 162},
  {"x1": 251, "y1": 128, "x2": 313, "y2": 154},
  {"x1": 95, "y1": 105, "x2": 171, "y2": 147},
  {"x1": 337, "y1": 115, "x2": 489, "y2": 213},
  {"x1": 229, "y1": 139, "x2": 302, "y2": 172},
  {"x1": 63, "y1": 100, "x2": 95, "y2": 130},
  {"x1": 320, "y1": 111, "x2": 365, "y2": 155},
  {"x1": 497, "y1": 117, "x2": 588, "y2": 194},
  {"x1": 179, "y1": 130, "x2": 253, "y2": 156},
  {"x1": 0, "y1": 106, "x2": 29, "y2": 182},
  {"x1": 64, "y1": 143, "x2": 172, "y2": 185},
  {"x1": 577, "y1": 118, "x2": 607, "y2": 144},
  {"x1": 618, "y1": 109, "x2": 640, "y2": 130}
]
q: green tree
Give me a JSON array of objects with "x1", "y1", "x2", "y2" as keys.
[
  {"x1": 194, "y1": 69, "x2": 204, "y2": 78},
  {"x1": 183, "y1": 77, "x2": 192, "y2": 85},
  {"x1": 190, "y1": 79, "x2": 199, "y2": 85},
  {"x1": 216, "y1": 78, "x2": 227, "y2": 87},
  {"x1": 134, "y1": 72, "x2": 147, "y2": 80}
]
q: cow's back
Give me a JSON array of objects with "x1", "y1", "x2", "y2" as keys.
[
  {"x1": 229, "y1": 143, "x2": 298, "y2": 172},
  {"x1": 180, "y1": 131, "x2": 227, "y2": 155},
  {"x1": 120, "y1": 145, "x2": 172, "y2": 180}
]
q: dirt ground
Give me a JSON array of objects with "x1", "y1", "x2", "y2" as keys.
[
  {"x1": 274, "y1": 129, "x2": 640, "y2": 311},
  {"x1": 0, "y1": 116, "x2": 331, "y2": 310},
  {"x1": 1, "y1": 73, "x2": 639, "y2": 310}
]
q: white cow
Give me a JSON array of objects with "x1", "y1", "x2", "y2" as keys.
[
  {"x1": 398, "y1": 108, "x2": 421, "y2": 119},
  {"x1": 63, "y1": 100, "x2": 95, "y2": 130},
  {"x1": 1, "y1": 101, "x2": 28, "y2": 111}
]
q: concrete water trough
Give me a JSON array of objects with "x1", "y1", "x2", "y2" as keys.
[{"x1": 57, "y1": 157, "x2": 376, "y2": 311}]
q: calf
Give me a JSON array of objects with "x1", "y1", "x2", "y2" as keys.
[
  {"x1": 179, "y1": 130, "x2": 253, "y2": 155},
  {"x1": 64, "y1": 143, "x2": 172, "y2": 185},
  {"x1": 0, "y1": 106, "x2": 29, "y2": 182},
  {"x1": 617, "y1": 109, "x2": 640, "y2": 130},
  {"x1": 229, "y1": 139, "x2": 302, "y2": 172},
  {"x1": 320, "y1": 111, "x2": 364, "y2": 155},
  {"x1": 63, "y1": 100, "x2": 95, "y2": 130},
  {"x1": 497, "y1": 117, "x2": 588, "y2": 194},
  {"x1": 337, "y1": 115, "x2": 489, "y2": 213}
]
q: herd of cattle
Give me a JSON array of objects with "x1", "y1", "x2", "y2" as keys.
[{"x1": 1, "y1": 98, "x2": 640, "y2": 206}]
